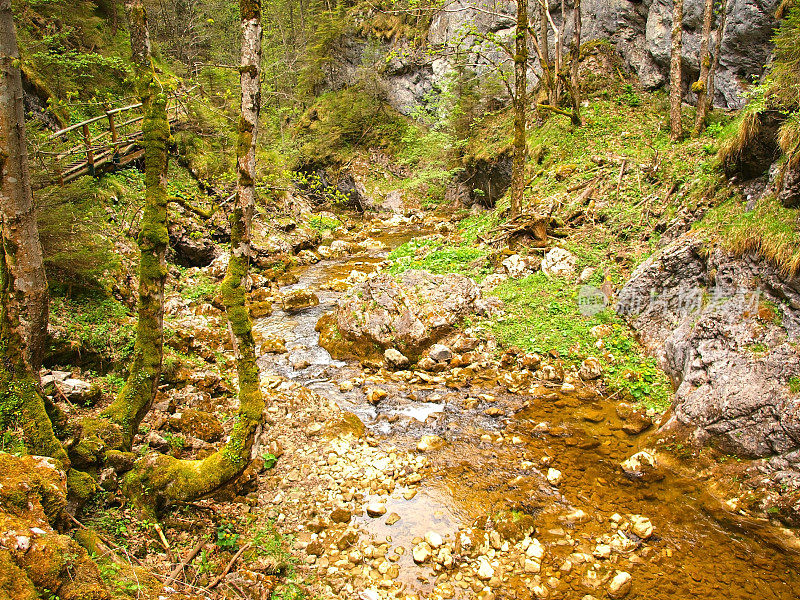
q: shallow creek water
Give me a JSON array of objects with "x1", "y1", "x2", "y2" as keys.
[{"x1": 253, "y1": 224, "x2": 800, "y2": 599}]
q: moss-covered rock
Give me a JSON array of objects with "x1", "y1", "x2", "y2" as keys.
[{"x1": 0, "y1": 454, "x2": 109, "y2": 600}]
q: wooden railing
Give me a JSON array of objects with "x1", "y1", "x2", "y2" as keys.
[{"x1": 41, "y1": 90, "x2": 192, "y2": 185}]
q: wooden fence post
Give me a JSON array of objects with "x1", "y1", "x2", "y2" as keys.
[
  {"x1": 107, "y1": 110, "x2": 119, "y2": 164},
  {"x1": 82, "y1": 123, "x2": 95, "y2": 176}
]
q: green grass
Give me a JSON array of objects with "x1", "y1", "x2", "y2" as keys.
[
  {"x1": 388, "y1": 237, "x2": 492, "y2": 280},
  {"x1": 790, "y1": 376, "x2": 800, "y2": 394},
  {"x1": 693, "y1": 193, "x2": 800, "y2": 276},
  {"x1": 489, "y1": 272, "x2": 672, "y2": 409}
]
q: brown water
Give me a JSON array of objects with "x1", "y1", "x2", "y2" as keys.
[{"x1": 255, "y1": 221, "x2": 800, "y2": 599}]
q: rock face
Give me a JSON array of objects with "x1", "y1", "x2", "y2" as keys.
[
  {"x1": 617, "y1": 233, "x2": 800, "y2": 466},
  {"x1": 327, "y1": 270, "x2": 483, "y2": 358},
  {"x1": 327, "y1": 0, "x2": 778, "y2": 114}
]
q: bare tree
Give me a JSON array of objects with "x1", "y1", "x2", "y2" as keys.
[
  {"x1": 670, "y1": 0, "x2": 684, "y2": 140},
  {"x1": 694, "y1": 0, "x2": 728, "y2": 135},
  {"x1": 123, "y1": 0, "x2": 267, "y2": 511},
  {"x1": 101, "y1": 0, "x2": 171, "y2": 448},
  {"x1": 0, "y1": 0, "x2": 49, "y2": 373},
  {"x1": 510, "y1": 0, "x2": 529, "y2": 217}
]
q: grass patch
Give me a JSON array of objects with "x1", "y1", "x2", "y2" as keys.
[
  {"x1": 693, "y1": 193, "x2": 800, "y2": 275},
  {"x1": 489, "y1": 272, "x2": 672, "y2": 410},
  {"x1": 388, "y1": 237, "x2": 492, "y2": 280},
  {"x1": 48, "y1": 294, "x2": 136, "y2": 370}
]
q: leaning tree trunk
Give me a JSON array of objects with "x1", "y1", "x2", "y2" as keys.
[
  {"x1": 123, "y1": 0, "x2": 265, "y2": 512},
  {"x1": 669, "y1": 0, "x2": 685, "y2": 141},
  {"x1": 0, "y1": 0, "x2": 67, "y2": 465},
  {"x1": 705, "y1": 0, "x2": 728, "y2": 124},
  {"x1": 102, "y1": 0, "x2": 170, "y2": 449},
  {"x1": 539, "y1": 0, "x2": 554, "y2": 105},
  {"x1": 568, "y1": 0, "x2": 582, "y2": 126},
  {"x1": 692, "y1": 0, "x2": 714, "y2": 136},
  {"x1": 0, "y1": 0, "x2": 48, "y2": 373},
  {"x1": 510, "y1": 0, "x2": 529, "y2": 218}
]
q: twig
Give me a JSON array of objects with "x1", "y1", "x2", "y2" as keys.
[
  {"x1": 153, "y1": 523, "x2": 175, "y2": 563},
  {"x1": 66, "y1": 515, "x2": 145, "y2": 567},
  {"x1": 616, "y1": 159, "x2": 628, "y2": 198},
  {"x1": 208, "y1": 543, "x2": 252, "y2": 590},
  {"x1": 165, "y1": 540, "x2": 206, "y2": 586}
]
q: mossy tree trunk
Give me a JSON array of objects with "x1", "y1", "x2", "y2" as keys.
[
  {"x1": 101, "y1": 0, "x2": 170, "y2": 449},
  {"x1": 0, "y1": 0, "x2": 67, "y2": 465},
  {"x1": 123, "y1": 0, "x2": 265, "y2": 512},
  {"x1": 670, "y1": 0, "x2": 684, "y2": 141},
  {"x1": 692, "y1": 0, "x2": 714, "y2": 136},
  {"x1": 510, "y1": 0, "x2": 528, "y2": 218},
  {"x1": 0, "y1": 0, "x2": 48, "y2": 374}
]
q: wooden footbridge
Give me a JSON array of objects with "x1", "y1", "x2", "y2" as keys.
[{"x1": 40, "y1": 90, "x2": 191, "y2": 185}]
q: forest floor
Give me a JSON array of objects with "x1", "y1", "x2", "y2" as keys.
[{"x1": 32, "y1": 200, "x2": 798, "y2": 600}]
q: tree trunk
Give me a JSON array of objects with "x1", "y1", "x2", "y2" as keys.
[
  {"x1": 0, "y1": 0, "x2": 48, "y2": 373},
  {"x1": 511, "y1": 0, "x2": 529, "y2": 218},
  {"x1": 123, "y1": 0, "x2": 265, "y2": 512},
  {"x1": 102, "y1": 0, "x2": 170, "y2": 449},
  {"x1": 692, "y1": 0, "x2": 714, "y2": 136},
  {"x1": 0, "y1": 0, "x2": 67, "y2": 465},
  {"x1": 669, "y1": 0, "x2": 684, "y2": 141},
  {"x1": 706, "y1": 0, "x2": 728, "y2": 122},
  {"x1": 568, "y1": 0, "x2": 582, "y2": 126},
  {"x1": 539, "y1": 0, "x2": 554, "y2": 105}
]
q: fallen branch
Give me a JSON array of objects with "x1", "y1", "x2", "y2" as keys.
[
  {"x1": 208, "y1": 543, "x2": 252, "y2": 590},
  {"x1": 165, "y1": 540, "x2": 206, "y2": 586},
  {"x1": 537, "y1": 104, "x2": 577, "y2": 119},
  {"x1": 169, "y1": 194, "x2": 218, "y2": 220}
]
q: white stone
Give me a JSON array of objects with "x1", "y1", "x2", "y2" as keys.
[
  {"x1": 542, "y1": 247, "x2": 577, "y2": 277},
  {"x1": 546, "y1": 468, "x2": 562, "y2": 485},
  {"x1": 476, "y1": 558, "x2": 494, "y2": 580},
  {"x1": 424, "y1": 531, "x2": 443, "y2": 549},
  {"x1": 608, "y1": 571, "x2": 632, "y2": 599},
  {"x1": 412, "y1": 543, "x2": 432, "y2": 564},
  {"x1": 630, "y1": 515, "x2": 654, "y2": 540}
]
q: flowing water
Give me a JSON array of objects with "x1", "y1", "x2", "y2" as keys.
[{"x1": 254, "y1": 222, "x2": 800, "y2": 599}]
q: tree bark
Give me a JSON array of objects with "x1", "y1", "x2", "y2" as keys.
[
  {"x1": 511, "y1": 0, "x2": 529, "y2": 218},
  {"x1": 568, "y1": 0, "x2": 582, "y2": 126},
  {"x1": 706, "y1": 0, "x2": 728, "y2": 122},
  {"x1": 102, "y1": 0, "x2": 170, "y2": 449},
  {"x1": 669, "y1": 0, "x2": 685, "y2": 140},
  {"x1": 539, "y1": 0, "x2": 554, "y2": 105},
  {"x1": 692, "y1": 0, "x2": 714, "y2": 136},
  {"x1": 0, "y1": 0, "x2": 48, "y2": 373},
  {"x1": 122, "y1": 0, "x2": 265, "y2": 512},
  {"x1": 0, "y1": 0, "x2": 67, "y2": 465}
]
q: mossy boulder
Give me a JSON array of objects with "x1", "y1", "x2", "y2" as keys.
[
  {"x1": 0, "y1": 454, "x2": 109, "y2": 600},
  {"x1": 168, "y1": 409, "x2": 224, "y2": 443}
]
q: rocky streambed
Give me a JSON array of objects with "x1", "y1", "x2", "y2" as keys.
[{"x1": 244, "y1": 217, "x2": 800, "y2": 600}]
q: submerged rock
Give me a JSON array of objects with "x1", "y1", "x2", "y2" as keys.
[{"x1": 281, "y1": 288, "x2": 320, "y2": 312}]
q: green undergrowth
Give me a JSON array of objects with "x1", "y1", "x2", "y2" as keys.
[
  {"x1": 48, "y1": 294, "x2": 136, "y2": 372},
  {"x1": 489, "y1": 273, "x2": 672, "y2": 409},
  {"x1": 388, "y1": 238, "x2": 492, "y2": 280},
  {"x1": 693, "y1": 192, "x2": 800, "y2": 276}
]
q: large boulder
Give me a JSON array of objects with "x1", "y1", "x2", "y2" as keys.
[
  {"x1": 617, "y1": 233, "x2": 800, "y2": 466},
  {"x1": 323, "y1": 270, "x2": 483, "y2": 358}
]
